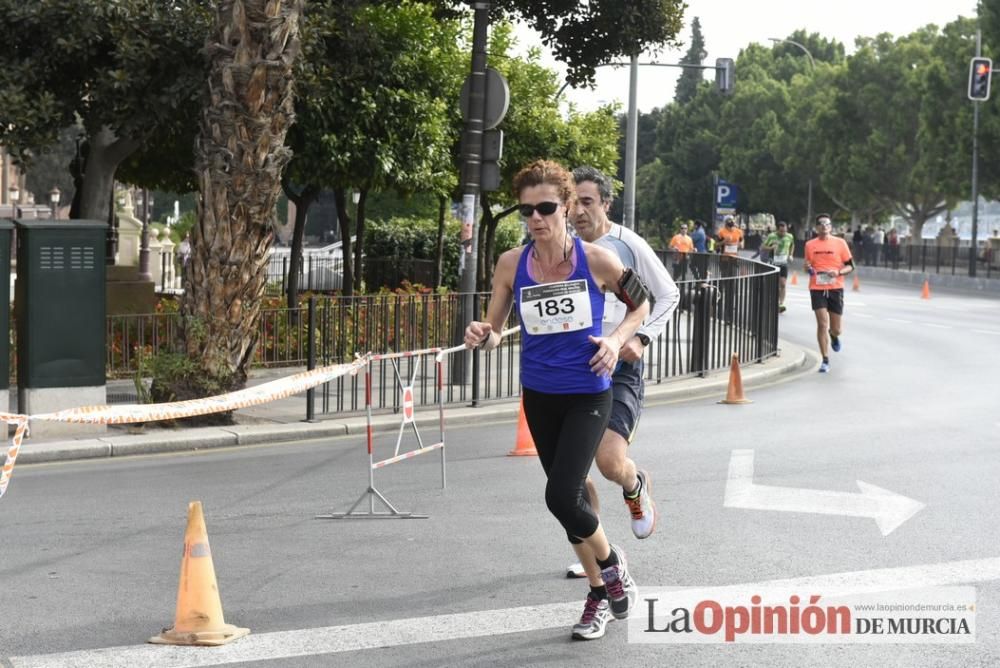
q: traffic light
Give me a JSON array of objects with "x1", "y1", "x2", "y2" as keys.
[
  {"x1": 480, "y1": 129, "x2": 503, "y2": 192},
  {"x1": 716, "y1": 58, "x2": 735, "y2": 95},
  {"x1": 968, "y1": 57, "x2": 993, "y2": 101}
]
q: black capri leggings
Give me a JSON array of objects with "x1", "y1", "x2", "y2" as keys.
[{"x1": 521, "y1": 387, "x2": 612, "y2": 544}]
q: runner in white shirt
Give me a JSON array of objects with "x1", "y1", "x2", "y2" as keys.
[{"x1": 564, "y1": 166, "x2": 679, "y2": 577}]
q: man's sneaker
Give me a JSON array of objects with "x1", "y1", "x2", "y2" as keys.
[
  {"x1": 572, "y1": 595, "x2": 613, "y2": 640},
  {"x1": 624, "y1": 470, "x2": 657, "y2": 539},
  {"x1": 600, "y1": 545, "x2": 637, "y2": 620},
  {"x1": 830, "y1": 333, "x2": 841, "y2": 352},
  {"x1": 566, "y1": 561, "x2": 587, "y2": 579},
  {"x1": 818, "y1": 361, "x2": 830, "y2": 373},
  {"x1": 779, "y1": 304, "x2": 787, "y2": 313}
]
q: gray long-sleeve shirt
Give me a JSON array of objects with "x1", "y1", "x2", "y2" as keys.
[{"x1": 594, "y1": 223, "x2": 679, "y2": 341}]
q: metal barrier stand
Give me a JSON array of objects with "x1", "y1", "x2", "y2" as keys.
[{"x1": 316, "y1": 346, "x2": 446, "y2": 520}]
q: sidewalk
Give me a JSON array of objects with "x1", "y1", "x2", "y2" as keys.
[{"x1": 13, "y1": 340, "x2": 815, "y2": 465}]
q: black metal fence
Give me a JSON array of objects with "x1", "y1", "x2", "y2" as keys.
[
  {"x1": 848, "y1": 241, "x2": 1000, "y2": 278},
  {"x1": 787, "y1": 239, "x2": 1000, "y2": 279},
  {"x1": 104, "y1": 252, "x2": 779, "y2": 417}
]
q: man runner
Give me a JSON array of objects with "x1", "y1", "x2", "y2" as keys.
[
  {"x1": 566, "y1": 166, "x2": 679, "y2": 577},
  {"x1": 803, "y1": 214, "x2": 854, "y2": 373},
  {"x1": 761, "y1": 221, "x2": 795, "y2": 313}
]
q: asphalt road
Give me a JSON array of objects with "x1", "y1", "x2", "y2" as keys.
[{"x1": 1, "y1": 278, "x2": 998, "y2": 667}]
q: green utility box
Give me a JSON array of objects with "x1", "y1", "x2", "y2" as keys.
[
  {"x1": 0, "y1": 220, "x2": 12, "y2": 397},
  {"x1": 15, "y1": 220, "x2": 107, "y2": 430}
]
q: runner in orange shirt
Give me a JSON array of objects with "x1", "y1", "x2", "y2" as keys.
[
  {"x1": 716, "y1": 216, "x2": 744, "y2": 257},
  {"x1": 803, "y1": 213, "x2": 855, "y2": 373},
  {"x1": 669, "y1": 223, "x2": 694, "y2": 279}
]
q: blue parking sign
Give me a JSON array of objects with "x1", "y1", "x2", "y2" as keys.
[{"x1": 717, "y1": 178, "x2": 739, "y2": 208}]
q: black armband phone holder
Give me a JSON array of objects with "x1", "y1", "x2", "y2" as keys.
[{"x1": 617, "y1": 268, "x2": 649, "y2": 311}]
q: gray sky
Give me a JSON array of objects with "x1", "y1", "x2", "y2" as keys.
[{"x1": 516, "y1": 0, "x2": 978, "y2": 113}]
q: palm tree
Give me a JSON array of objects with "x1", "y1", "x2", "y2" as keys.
[{"x1": 167, "y1": 0, "x2": 304, "y2": 405}]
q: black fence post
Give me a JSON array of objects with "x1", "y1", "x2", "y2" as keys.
[
  {"x1": 305, "y1": 295, "x2": 316, "y2": 422},
  {"x1": 471, "y1": 292, "x2": 480, "y2": 407},
  {"x1": 691, "y1": 284, "x2": 711, "y2": 377}
]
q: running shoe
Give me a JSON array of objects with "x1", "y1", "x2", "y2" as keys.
[
  {"x1": 572, "y1": 595, "x2": 613, "y2": 640},
  {"x1": 601, "y1": 545, "x2": 637, "y2": 620},
  {"x1": 818, "y1": 361, "x2": 830, "y2": 373},
  {"x1": 779, "y1": 304, "x2": 786, "y2": 313},
  {"x1": 566, "y1": 561, "x2": 587, "y2": 579},
  {"x1": 830, "y1": 333, "x2": 841, "y2": 352},
  {"x1": 624, "y1": 470, "x2": 657, "y2": 539}
]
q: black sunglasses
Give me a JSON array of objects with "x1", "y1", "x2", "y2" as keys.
[{"x1": 518, "y1": 201, "x2": 560, "y2": 218}]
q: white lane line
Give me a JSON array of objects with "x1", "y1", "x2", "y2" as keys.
[
  {"x1": 10, "y1": 557, "x2": 1000, "y2": 668},
  {"x1": 922, "y1": 323, "x2": 952, "y2": 330},
  {"x1": 885, "y1": 318, "x2": 912, "y2": 324},
  {"x1": 973, "y1": 329, "x2": 1000, "y2": 335}
]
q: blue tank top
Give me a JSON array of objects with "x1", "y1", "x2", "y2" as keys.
[{"x1": 515, "y1": 236, "x2": 610, "y2": 394}]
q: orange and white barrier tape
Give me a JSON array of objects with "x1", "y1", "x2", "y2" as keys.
[
  {"x1": 0, "y1": 356, "x2": 370, "y2": 500},
  {"x1": 435, "y1": 326, "x2": 521, "y2": 362}
]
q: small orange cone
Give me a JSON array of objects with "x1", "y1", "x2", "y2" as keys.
[
  {"x1": 790, "y1": 272, "x2": 798, "y2": 286},
  {"x1": 921, "y1": 279, "x2": 931, "y2": 300},
  {"x1": 509, "y1": 398, "x2": 537, "y2": 456},
  {"x1": 718, "y1": 352, "x2": 752, "y2": 404},
  {"x1": 149, "y1": 501, "x2": 249, "y2": 646},
  {"x1": 852, "y1": 274, "x2": 860, "y2": 292}
]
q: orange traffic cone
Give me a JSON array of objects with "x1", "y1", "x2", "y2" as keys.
[
  {"x1": 921, "y1": 279, "x2": 931, "y2": 300},
  {"x1": 718, "y1": 352, "x2": 752, "y2": 405},
  {"x1": 509, "y1": 398, "x2": 537, "y2": 456},
  {"x1": 790, "y1": 272, "x2": 798, "y2": 286},
  {"x1": 149, "y1": 501, "x2": 249, "y2": 646},
  {"x1": 852, "y1": 274, "x2": 860, "y2": 292}
]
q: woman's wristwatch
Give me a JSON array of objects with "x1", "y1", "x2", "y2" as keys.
[{"x1": 637, "y1": 333, "x2": 651, "y2": 347}]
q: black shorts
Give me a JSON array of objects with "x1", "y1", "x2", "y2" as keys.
[
  {"x1": 810, "y1": 288, "x2": 844, "y2": 315},
  {"x1": 608, "y1": 359, "x2": 644, "y2": 443},
  {"x1": 777, "y1": 264, "x2": 788, "y2": 279}
]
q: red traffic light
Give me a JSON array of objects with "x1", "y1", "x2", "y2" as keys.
[{"x1": 969, "y1": 57, "x2": 993, "y2": 101}]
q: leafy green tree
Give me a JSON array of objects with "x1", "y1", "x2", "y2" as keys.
[
  {"x1": 823, "y1": 26, "x2": 973, "y2": 236},
  {"x1": 717, "y1": 46, "x2": 810, "y2": 223},
  {"x1": 281, "y1": 0, "x2": 465, "y2": 302},
  {"x1": 469, "y1": 23, "x2": 620, "y2": 290},
  {"x1": 675, "y1": 17, "x2": 707, "y2": 104},
  {"x1": 656, "y1": 90, "x2": 723, "y2": 226},
  {"x1": 493, "y1": 0, "x2": 685, "y2": 86},
  {"x1": 0, "y1": 0, "x2": 210, "y2": 221}
]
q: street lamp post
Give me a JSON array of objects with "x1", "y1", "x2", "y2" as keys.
[
  {"x1": 769, "y1": 37, "x2": 816, "y2": 230},
  {"x1": 49, "y1": 187, "x2": 61, "y2": 219},
  {"x1": 137, "y1": 188, "x2": 152, "y2": 281}
]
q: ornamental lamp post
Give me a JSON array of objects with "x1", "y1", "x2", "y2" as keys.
[
  {"x1": 49, "y1": 187, "x2": 61, "y2": 219},
  {"x1": 8, "y1": 184, "x2": 20, "y2": 218},
  {"x1": 137, "y1": 188, "x2": 152, "y2": 280}
]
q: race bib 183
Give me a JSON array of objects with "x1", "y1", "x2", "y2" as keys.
[{"x1": 520, "y1": 279, "x2": 593, "y2": 335}]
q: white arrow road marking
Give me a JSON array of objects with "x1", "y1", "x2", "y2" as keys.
[
  {"x1": 724, "y1": 449, "x2": 925, "y2": 536},
  {"x1": 9, "y1": 557, "x2": 1000, "y2": 668}
]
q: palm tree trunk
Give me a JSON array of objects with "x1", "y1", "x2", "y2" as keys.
[{"x1": 174, "y1": 0, "x2": 304, "y2": 404}]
